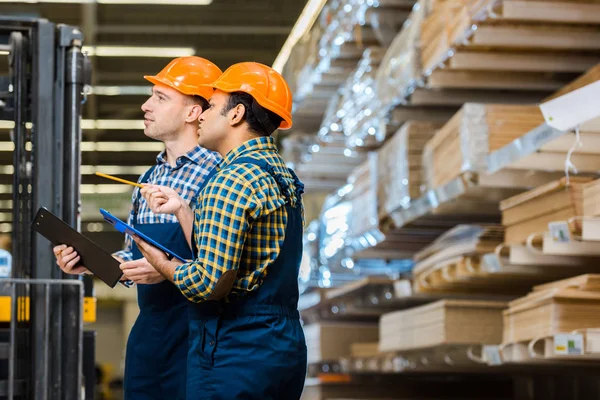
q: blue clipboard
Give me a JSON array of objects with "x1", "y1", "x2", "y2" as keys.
[{"x1": 100, "y1": 208, "x2": 187, "y2": 262}]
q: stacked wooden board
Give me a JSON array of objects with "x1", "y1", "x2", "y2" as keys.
[
  {"x1": 376, "y1": 122, "x2": 441, "y2": 223},
  {"x1": 339, "y1": 47, "x2": 388, "y2": 149},
  {"x1": 503, "y1": 274, "x2": 600, "y2": 345},
  {"x1": 500, "y1": 177, "x2": 593, "y2": 245},
  {"x1": 420, "y1": 0, "x2": 600, "y2": 90},
  {"x1": 422, "y1": 103, "x2": 545, "y2": 189},
  {"x1": 379, "y1": 299, "x2": 506, "y2": 352},
  {"x1": 304, "y1": 322, "x2": 380, "y2": 364},
  {"x1": 583, "y1": 179, "x2": 600, "y2": 217},
  {"x1": 409, "y1": 224, "x2": 542, "y2": 294},
  {"x1": 347, "y1": 155, "x2": 378, "y2": 242}
]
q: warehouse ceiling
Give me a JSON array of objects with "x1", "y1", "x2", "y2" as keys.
[{"x1": 0, "y1": 0, "x2": 308, "y2": 250}]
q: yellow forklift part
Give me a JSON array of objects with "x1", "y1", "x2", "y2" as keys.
[{"x1": 0, "y1": 296, "x2": 96, "y2": 323}]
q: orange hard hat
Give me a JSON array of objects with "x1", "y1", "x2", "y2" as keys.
[
  {"x1": 144, "y1": 56, "x2": 222, "y2": 101},
  {"x1": 204, "y1": 62, "x2": 293, "y2": 130}
]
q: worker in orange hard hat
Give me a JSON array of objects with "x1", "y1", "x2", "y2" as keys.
[
  {"x1": 136, "y1": 62, "x2": 307, "y2": 399},
  {"x1": 54, "y1": 56, "x2": 223, "y2": 400}
]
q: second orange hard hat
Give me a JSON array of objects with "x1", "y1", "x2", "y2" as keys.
[
  {"x1": 203, "y1": 62, "x2": 293, "y2": 130},
  {"x1": 144, "y1": 56, "x2": 222, "y2": 101}
]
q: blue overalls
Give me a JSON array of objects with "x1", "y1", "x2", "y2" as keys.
[
  {"x1": 124, "y1": 166, "x2": 202, "y2": 400},
  {"x1": 185, "y1": 157, "x2": 308, "y2": 400}
]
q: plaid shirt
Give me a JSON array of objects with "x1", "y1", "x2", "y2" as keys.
[
  {"x1": 114, "y1": 145, "x2": 220, "y2": 262},
  {"x1": 174, "y1": 137, "x2": 304, "y2": 303}
]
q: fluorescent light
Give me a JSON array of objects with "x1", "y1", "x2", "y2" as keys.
[
  {"x1": 82, "y1": 184, "x2": 134, "y2": 194},
  {"x1": 1, "y1": 119, "x2": 145, "y2": 130},
  {"x1": 90, "y1": 86, "x2": 152, "y2": 96},
  {"x1": 81, "y1": 142, "x2": 164, "y2": 152},
  {"x1": 272, "y1": 0, "x2": 328, "y2": 73},
  {"x1": 98, "y1": 0, "x2": 212, "y2": 4},
  {"x1": 81, "y1": 165, "x2": 150, "y2": 175},
  {"x1": 81, "y1": 119, "x2": 145, "y2": 130},
  {"x1": 0, "y1": 0, "x2": 212, "y2": 4},
  {"x1": 94, "y1": 120, "x2": 145, "y2": 130},
  {"x1": 0, "y1": 50, "x2": 9, "y2": 55},
  {"x1": 82, "y1": 45, "x2": 195, "y2": 58}
]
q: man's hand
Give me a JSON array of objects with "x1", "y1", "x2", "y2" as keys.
[
  {"x1": 54, "y1": 245, "x2": 89, "y2": 275},
  {"x1": 120, "y1": 258, "x2": 165, "y2": 284},
  {"x1": 140, "y1": 184, "x2": 185, "y2": 215},
  {"x1": 132, "y1": 235, "x2": 180, "y2": 283}
]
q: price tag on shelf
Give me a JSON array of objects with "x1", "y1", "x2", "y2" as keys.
[{"x1": 554, "y1": 333, "x2": 584, "y2": 356}]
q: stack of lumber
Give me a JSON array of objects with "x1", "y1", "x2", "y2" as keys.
[
  {"x1": 503, "y1": 274, "x2": 600, "y2": 345},
  {"x1": 420, "y1": 0, "x2": 600, "y2": 91},
  {"x1": 317, "y1": 88, "x2": 345, "y2": 143},
  {"x1": 377, "y1": 122, "x2": 441, "y2": 222},
  {"x1": 347, "y1": 155, "x2": 378, "y2": 241},
  {"x1": 422, "y1": 103, "x2": 545, "y2": 189},
  {"x1": 379, "y1": 299, "x2": 506, "y2": 352},
  {"x1": 410, "y1": 224, "x2": 539, "y2": 294},
  {"x1": 347, "y1": 0, "x2": 416, "y2": 47},
  {"x1": 339, "y1": 47, "x2": 387, "y2": 149},
  {"x1": 303, "y1": 322, "x2": 379, "y2": 364},
  {"x1": 545, "y1": 64, "x2": 600, "y2": 102},
  {"x1": 583, "y1": 178, "x2": 600, "y2": 218},
  {"x1": 500, "y1": 177, "x2": 593, "y2": 245},
  {"x1": 581, "y1": 179, "x2": 600, "y2": 240},
  {"x1": 350, "y1": 342, "x2": 381, "y2": 358}
]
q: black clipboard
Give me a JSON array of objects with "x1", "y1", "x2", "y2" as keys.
[{"x1": 32, "y1": 207, "x2": 123, "y2": 288}]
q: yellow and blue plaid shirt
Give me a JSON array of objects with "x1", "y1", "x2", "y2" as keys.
[{"x1": 174, "y1": 137, "x2": 304, "y2": 303}]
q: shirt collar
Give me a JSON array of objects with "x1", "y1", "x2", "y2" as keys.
[
  {"x1": 221, "y1": 137, "x2": 276, "y2": 168},
  {"x1": 156, "y1": 145, "x2": 219, "y2": 167}
]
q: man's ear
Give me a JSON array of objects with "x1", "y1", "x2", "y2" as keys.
[
  {"x1": 185, "y1": 104, "x2": 203, "y2": 123},
  {"x1": 228, "y1": 104, "x2": 246, "y2": 126}
]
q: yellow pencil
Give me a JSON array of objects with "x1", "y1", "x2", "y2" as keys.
[{"x1": 95, "y1": 172, "x2": 144, "y2": 188}]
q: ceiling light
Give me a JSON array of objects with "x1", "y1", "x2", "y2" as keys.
[
  {"x1": 0, "y1": 0, "x2": 211, "y2": 4},
  {"x1": 81, "y1": 166, "x2": 150, "y2": 175},
  {"x1": 82, "y1": 46, "x2": 195, "y2": 58},
  {"x1": 1, "y1": 119, "x2": 144, "y2": 130},
  {"x1": 272, "y1": 0, "x2": 328, "y2": 73},
  {"x1": 80, "y1": 142, "x2": 164, "y2": 152},
  {"x1": 90, "y1": 86, "x2": 152, "y2": 96},
  {"x1": 98, "y1": 0, "x2": 212, "y2": 4}
]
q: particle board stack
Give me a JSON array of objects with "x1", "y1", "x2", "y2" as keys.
[
  {"x1": 422, "y1": 103, "x2": 544, "y2": 189},
  {"x1": 545, "y1": 64, "x2": 600, "y2": 102},
  {"x1": 420, "y1": 0, "x2": 600, "y2": 91},
  {"x1": 503, "y1": 274, "x2": 600, "y2": 345},
  {"x1": 500, "y1": 177, "x2": 593, "y2": 245},
  {"x1": 379, "y1": 299, "x2": 506, "y2": 352},
  {"x1": 583, "y1": 178, "x2": 600, "y2": 218},
  {"x1": 303, "y1": 322, "x2": 380, "y2": 364},
  {"x1": 377, "y1": 122, "x2": 441, "y2": 223},
  {"x1": 409, "y1": 225, "x2": 538, "y2": 294},
  {"x1": 339, "y1": 47, "x2": 387, "y2": 149},
  {"x1": 347, "y1": 154, "x2": 378, "y2": 242}
]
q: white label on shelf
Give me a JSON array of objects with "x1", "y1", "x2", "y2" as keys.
[
  {"x1": 483, "y1": 345, "x2": 502, "y2": 366},
  {"x1": 554, "y1": 334, "x2": 584, "y2": 355},
  {"x1": 482, "y1": 253, "x2": 501, "y2": 273},
  {"x1": 549, "y1": 221, "x2": 571, "y2": 243}
]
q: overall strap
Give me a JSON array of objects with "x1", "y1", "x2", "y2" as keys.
[{"x1": 132, "y1": 165, "x2": 157, "y2": 220}]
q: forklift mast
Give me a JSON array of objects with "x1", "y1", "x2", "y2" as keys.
[{"x1": 0, "y1": 17, "x2": 94, "y2": 399}]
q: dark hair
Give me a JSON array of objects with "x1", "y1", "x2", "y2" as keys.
[
  {"x1": 189, "y1": 95, "x2": 210, "y2": 112},
  {"x1": 220, "y1": 92, "x2": 283, "y2": 136}
]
